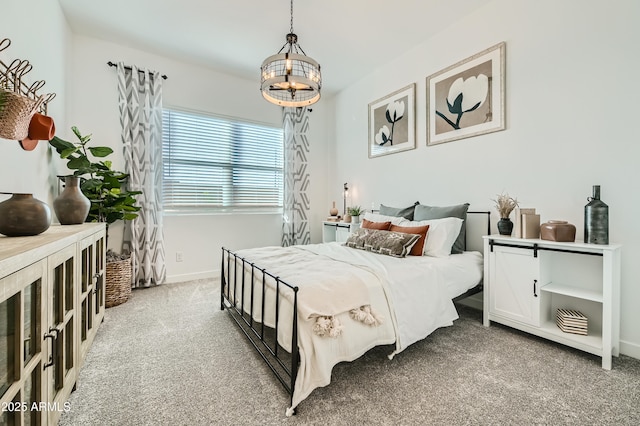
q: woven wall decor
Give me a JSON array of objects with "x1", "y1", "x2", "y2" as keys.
[{"x1": 0, "y1": 37, "x2": 55, "y2": 146}]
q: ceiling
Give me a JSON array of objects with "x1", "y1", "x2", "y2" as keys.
[{"x1": 58, "y1": 0, "x2": 491, "y2": 95}]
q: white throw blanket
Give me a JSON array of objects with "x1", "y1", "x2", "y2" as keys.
[{"x1": 300, "y1": 243, "x2": 460, "y2": 356}]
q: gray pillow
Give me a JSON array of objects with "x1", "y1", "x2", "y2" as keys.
[
  {"x1": 413, "y1": 203, "x2": 470, "y2": 254},
  {"x1": 379, "y1": 201, "x2": 419, "y2": 221}
]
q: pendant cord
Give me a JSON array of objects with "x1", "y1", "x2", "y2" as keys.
[{"x1": 290, "y1": 0, "x2": 294, "y2": 34}]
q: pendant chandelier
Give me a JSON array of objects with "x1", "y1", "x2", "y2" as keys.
[{"x1": 261, "y1": 0, "x2": 322, "y2": 107}]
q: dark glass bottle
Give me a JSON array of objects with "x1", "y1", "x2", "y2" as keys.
[{"x1": 584, "y1": 185, "x2": 609, "y2": 244}]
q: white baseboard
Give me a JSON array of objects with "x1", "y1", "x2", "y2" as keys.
[
  {"x1": 165, "y1": 270, "x2": 217, "y2": 284},
  {"x1": 620, "y1": 340, "x2": 640, "y2": 360}
]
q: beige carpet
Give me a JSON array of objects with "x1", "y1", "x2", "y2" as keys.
[{"x1": 59, "y1": 278, "x2": 640, "y2": 425}]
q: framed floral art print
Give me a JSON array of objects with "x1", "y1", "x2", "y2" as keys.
[
  {"x1": 368, "y1": 83, "x2": 416, "y2": 158},
  {"x1": 426, "y1": 42, "x2": 505, "y2": 146}
]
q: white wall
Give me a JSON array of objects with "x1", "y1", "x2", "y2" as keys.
[
  {"x1": 331, "y1": 0, "x2": 640, "y2": 358},
  {"x1": 67, "y1": 35, "x2": 330, "y2": 282},
  {"x1": 0, "y1": 0, "x2": 70, "y2": 207}
]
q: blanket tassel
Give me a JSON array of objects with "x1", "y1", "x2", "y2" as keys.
[
  {"x1": 313, "y1": 316, "x2": 344, "y2": 338},
  {"x1": 349, "y1": 305, "x2": 383, "y2": 326}
]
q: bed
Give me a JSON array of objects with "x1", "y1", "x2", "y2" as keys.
[{"x1": 220, "y1": 207, "x2": 490, "y2": 415}]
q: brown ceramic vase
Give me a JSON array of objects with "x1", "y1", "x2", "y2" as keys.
[
  {"x1": 540, "y1": 220, "x2": 576, "y2": 242},
  {"x1": 53, "y1": 176, "x2": 91, "y2": 225}
]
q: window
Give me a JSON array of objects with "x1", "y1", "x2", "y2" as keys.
[{"x1": 162, "y1": 108, "x2": 284, "y2": 213}]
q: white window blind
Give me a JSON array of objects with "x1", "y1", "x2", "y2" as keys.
[{"x1": 162, "y1": 108, "x2": 284, "y2": 213}]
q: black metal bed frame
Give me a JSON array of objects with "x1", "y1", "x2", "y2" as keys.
[
  {"x1": 220, "y1": 211, "x2": 490, "y2": 411},
  {"x1": 220, "y1": 249, "x2": 300, "y2": 408}
]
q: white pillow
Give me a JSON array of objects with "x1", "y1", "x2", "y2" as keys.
[
  {"x1": 362, "y1": 212, "x2": 407, "y2": 226},
  {"x1": 401, "y1": 217, "x2": 463, "y2": 257}
]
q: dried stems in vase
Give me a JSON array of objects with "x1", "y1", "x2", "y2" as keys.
[{"x1": 493, "y1": 192, "x2": 519, "y2": 219}]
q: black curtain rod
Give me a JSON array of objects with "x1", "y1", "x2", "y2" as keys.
[{"x1": 107, "y1": 61, "x2": 168, "y2": 80}]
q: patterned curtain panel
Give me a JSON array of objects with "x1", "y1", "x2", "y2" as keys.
[
  {"x1": 117, "y1": 63, "x2": 166, "y2": 288},
  {"x1": 282, "y1": 107, "x2": 311, "y2": 246}
]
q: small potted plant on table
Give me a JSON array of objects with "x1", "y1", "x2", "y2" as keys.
[{"x1": 348, "y1": 205, "x2": 363, "y2": 224}]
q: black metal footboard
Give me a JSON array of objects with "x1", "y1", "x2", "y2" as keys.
[{"x1": 220, "y1": 247, "x2": 300, "y2": 408}]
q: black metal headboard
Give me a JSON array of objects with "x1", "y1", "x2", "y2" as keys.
[{"x1": 466, "y1": 211, "x2": 491, "y2": 253}]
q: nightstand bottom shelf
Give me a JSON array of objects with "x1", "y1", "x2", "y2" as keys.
[{"x1": 487, "y1": 315, "x2": 613, "y2": 369}]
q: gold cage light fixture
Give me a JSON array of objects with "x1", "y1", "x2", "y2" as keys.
[{"x1": 260, "y1": 0, "x2": 322, "y2": 107}]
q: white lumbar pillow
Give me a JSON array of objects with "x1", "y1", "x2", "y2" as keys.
[{"x1": 399, "y1": 217, "x2": 463, "y2": 257}]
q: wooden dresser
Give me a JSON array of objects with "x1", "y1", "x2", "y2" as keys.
[{"x1": 1, "y1": 223, "x2": 106, "y2": 425}]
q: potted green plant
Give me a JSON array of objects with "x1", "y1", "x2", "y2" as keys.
[
  {"x1": 348, "y1": 205, "x2": 363, "y2": 224},
  {"x1": 49, "y1": 126, "x2": 141, "y2": 307}
]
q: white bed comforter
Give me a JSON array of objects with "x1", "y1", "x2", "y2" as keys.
[{"x1": 230, "y1": 242, "x2": 481, "y2": 413}]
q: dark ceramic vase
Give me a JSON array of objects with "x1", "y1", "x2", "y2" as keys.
[
  {"x1": 497, "y1": 217, "x2": 514, "y2": 236},
  {"x1": 53, "y1": 176, "x2": 91, "y2": 225},
  {"x1": 0, "y1": 193, "x2": 52, "y2": 236},
  {"x1": 584, "y1": 185, "x2": 608, "y2": 244}
]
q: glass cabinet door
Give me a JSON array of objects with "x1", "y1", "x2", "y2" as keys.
[
  {"x1": 0, "y1": 259, "x2": 47, "y2": 426},
  {"x1": 94, "y1": 233, "x2": 105, "y2": 323},
  {"x1": 1, "y1": 292, "x2": 18, "y2": 399},
  {"x1": 78, "y1": 230, "x2": 106, "y2": 364},
  {"x1": 45, "y1": 245, "x2": 77, "y2": 425}
]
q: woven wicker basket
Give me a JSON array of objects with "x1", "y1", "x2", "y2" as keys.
[
  {"x1": 0, "y1": 89, "x2": 40, "y2": 140},
  {"x1": 105, "y1": 257, "x2": 132, "y2": 308}
]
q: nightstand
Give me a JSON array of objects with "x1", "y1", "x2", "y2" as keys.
[
  {"x1": 322, "y1": 221, "x2": 360, "y2": 243},
  {"x1": 483, "y1": 235, "x2": 621, "y2": 369}
]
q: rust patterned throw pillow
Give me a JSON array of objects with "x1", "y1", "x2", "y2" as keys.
[{"x1": 345, "y1": 228, "x2": 420, "y2": 258}]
